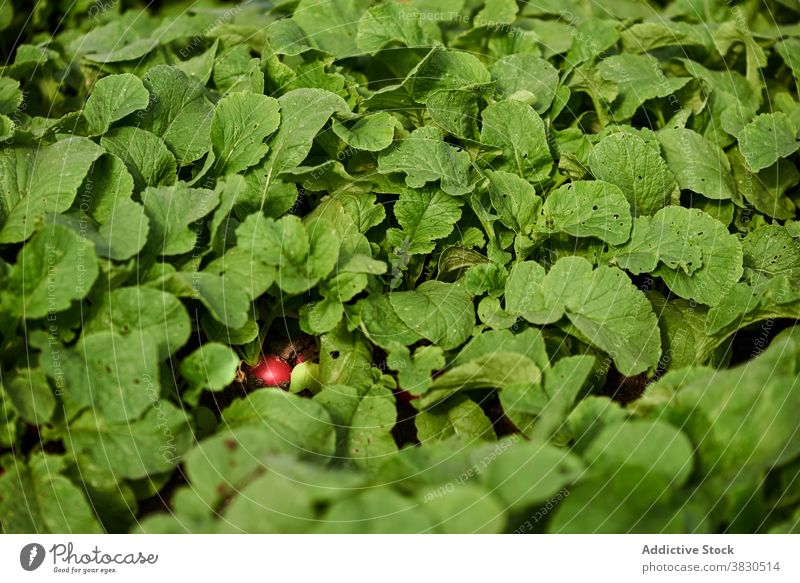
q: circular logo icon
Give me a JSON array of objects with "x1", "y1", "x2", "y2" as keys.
[{"x1": 20, "y1": 543, "x2": 46, "y2": 571}]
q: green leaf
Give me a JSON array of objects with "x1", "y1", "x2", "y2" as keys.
[
  {"x1": 332, "y1": 112, "x2": 397, "y2": 151},
  {"x1": 598, "y1": 53, "x2": 689, "y2": 119},
  {"x1": 0, "y1": 138, "x2": 104, "y2": 243},
  {"x1": 378, "y1": 126, "x2": 473, "y2": 195},
  {"x1": 83, "y1": 286, "x2": 190, "y2": 360},
  {"x1": 387, "y1": 345, "x2": 445, "y2": 394},
  {"x1": 101, "y1": 127, "x2": 177, "y2": 192},
  {"x1": 0, "y1": 77, "x2": 22, "y2": 114},
  {"x1": 235, "y1": 214, "x2": 339, "y2": 294},
  {"x1": 356, "y1": 2, "x2": 438, "y2": 54},
  {"x1": 487, "y1": 170, "x2": 540, "y2": 235},
  {"x1": 667, "y1": 330, "x2": 800, "y2": 475},
  {"x1": 293, "y1": 0, "x2": 370, "y2": 58},
  {"x1": 66, "y1": 403, "x2": 190, "y2": 480},
  {"x1": 507, "y1": 257, "x2": 661, "y2": 376},
  {"x1": 180, "y1": 343, "x2": 239, "y2": 400},
  {"x1": 386, "y1": 188, "x2": 463, "y2": 255},
  {"x1": 419, "y1": 352, "x2": 541, "y2": 408},
  {"x1": 542, "y1": 180, "x2": 632, "y2": 245},
  {"x1": 255, "y1": 88, "x2": 348, "y2": 203},
  {"x1": 316, "y1": 488, "x2": 432, "y2": 533},
  {"x1": 738, "y1": 112, "x2": 800, "y2": 173},
  {"x1": 417, "y1": 483, "x2": 506, "y2": 533},
  {"x1": 83, "y1": 73, "x2": 150, "y2": 135},
  {"x1": 141, "y1": 183, "x2": 218, "y2": 256},
  {"x1": 388, "y1": 281, "x2": 475, "y2": 350},
  {"x1": 161, "y1": 271, "x2": 250, "y2": 330},
  {"x1": 409, "y1": 47, "x2": 491, "y2": 102},
  {"x1": 211, "y1": 92, "x2": 280, "y2": 175},
  {"x1": 480, "y1": 99, "x2": 552, "y2": 182},
  {"x1": 416, "y1": 395, "x2": 495, "y2": 443},
  {"x1": 484, "y1": 440, "x2": 584, "y2": 513},
  {"x1": 315, "y1": 383, "x2": 397, "y2": 470},
  {"x1": 3, "y1": 368, "x2": 55, "y2": 425},
  {"x1": 41, "y1": 332, "x2": 160, "y2": 423},
  {"x1": 139, "y1": 65, "x2": 215, "y2": 165},
  {"x1": 489, "y1": 54, "x2": 558, "y2": 113},
  {"x1": 588, "y1": 133, "x2": 675, "y2": 216},
  {"x1": 742, "y1": 225, "x2": 800, "y2": 284},
  {"x1": 222, "y1": 391, "x2": 336, "y2": 459},
  {"x1": 4, "y1": 224, "x2": 98, "y2": 319},
  {"x1": 657, "y1": 128, "x2": 736, "y2": 200},
  {"x1": 426, "y1": 89, "x2": 480, "y2": 141},
  {"x1": 651, "y1": 207, "x2": 743, "y2": 307},
  {"x1": 0, "y1": 453, "x2": 102, "y2": 533},
  {"x1": 583, "y1": 420, "x2": 695, "y2": 486}
]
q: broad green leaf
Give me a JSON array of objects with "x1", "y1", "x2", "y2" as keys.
[
  {"x1": 416, "y1": 395, "x2": 495, "y2": 443},
  {"x1": 657, "y1": 128, "x2": 736, "y2": 200},
  {"x1": 426, "y1": 89, "x2": 480, "y2": 141},
  {"x1": 667, "y1": 330, "x2": 800, "y2": 475},
  {"x1": 606, "y1": 207, "x2": 704, "y2": 276},
  {"x1": 316, "y1": 488, "x2": 432, "y2": 533},
  {"x1": 181, "y1": 342, "x2": 240, "y2": 400},
  {"x1": 507, "y1": 257, "x2": 661, "y2": 376},
  {"x1": 0, "y1": 138, "x2": 104, "y2": 243},
  {"x1": 489, "y1": 54, "x2": 558, "y2": 113},
  {"x1": 480, "y1": 99, "x2": 552, "y2": 182},
  {"x1": 388, "y1": 281, "x2": 475, "y2": 350},
  {"x1": 332, "y1": 112, "x2": 396, "y2": 151},
  {"x1": 409, "y1": 47, "x2": 491, "y2": 102},
  {"x1": 66, "y1": 403, "x2": 190, "y2": 480},
  {"x1": 356, "y1": 2, "x2": 438, "y2": 54},
  {"x1": 542, "y1": 180, "x2": 632, "y2": 245},
  {"x1": 387, "y1": 345, "x2": 445, "y2": 394},
  {"x1": 211, "y1": 92, "x2": 280, "y2": 175},
  {"x1": 486, "y1": 170, "x2": 540, "y2": 235},
  {"x1": 0, "y1": 77, "x2": 22, "y2": 114},
  {"x1": 0, "y1": 453, "x2": 102, "y2": 534},
  {"x1": 588, "y1": 133, "x2": 675, "y2": 216},
  {"x1": 742, "y1": 225, "x2": 800, "y2": 284},
  {"x1": 139, "y1": 65, "x2": 215, "y2": 165},
  {"x1": 235, "y1": 214, "x2": 339, "y2": 294},
  {"x1": 293, "y1": 0, "x2": 370, "y2": 58},
  {"x1": 41, "y1": 331, "x2": 159, "y2": 423},
  {"x1": 3, "y1": 368, "x2": 55, "y2": 425},
  {"x1": 140, "y1": 183, "x2": 219, "y2": 256},
  {"x1": 417, "y1": 483, "x2": 506, "y2": 533},
  {"x1": 161, "y1": 271, "x2": 250, "y2": 330},
  {"x1": 83, "y1": 286, "x2": 190, "y2": 360},
  {"x1": 729, "y1": 148, "x2": 797, "y2": 220},
  {"x1": 315, "y1": 383, "x2": 397, "y2": 470},
  {"x1": 101, "y1": 127, "x2": 177, "y2": 192},
  {"x1": 222, "y1": 390, "x2": 336, "y2": 459},
  {"x1": 4, "y1": 224, "x2": 98, "y2": 319},
  {"x1": 378, "y1": 126, "x2": 473, "y2": 195},
  {"x1": 598, "y1": 53, "x2": 689, "y2": 119},
  {"x1": 549, "y1": 469, "x2": 683, "y2": 533},
  {"x1": 738, "y1": 112, "x2": 800, "y2": 173},
  {"x1": 386, "y1": 188, "x2": 463, "y2": 255},
  {"x1": 652, "y1": 207, "x2": 743, "y2": 306},
  {"x1": 484, "y1": 440, "x2": 584, "y2": 512},
  {"x1": 83, "y1": 73, "x2": 150, "y2": 135},
  {"x1": 583, "y1": 420, "x2": 695, "y2": 486}
]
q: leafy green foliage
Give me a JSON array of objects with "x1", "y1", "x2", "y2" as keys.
[{"x1": 2, "y1": 0, "x2": 800, "y2": 536}]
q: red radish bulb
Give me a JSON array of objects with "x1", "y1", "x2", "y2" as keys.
[{"x1": 249, "y1": 355, "x2": 292, "y2": 388}]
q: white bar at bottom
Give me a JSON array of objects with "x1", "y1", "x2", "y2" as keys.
[{"x1": 0, "y1": 535, "x2": 797, "y2": 582}]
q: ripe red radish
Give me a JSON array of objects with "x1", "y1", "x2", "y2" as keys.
[{"x1": 248, "y1": 355, "x2": 292, "y2": 389}]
